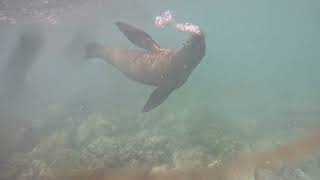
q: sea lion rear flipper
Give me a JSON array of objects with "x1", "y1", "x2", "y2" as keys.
[
  {"x1": 115, "y1": 21, "x2": 160, "y2": 51},
  {"x1": 142, "y1": 87, "x2": 174, "y2": 112}
]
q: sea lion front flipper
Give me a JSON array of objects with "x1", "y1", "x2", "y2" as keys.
[
  {"x1": 115, "y1": 21, "x2": 160, "y2": 51},
  {"x1": 142, "y1": 87, "x2": 174, "y2": 112}
]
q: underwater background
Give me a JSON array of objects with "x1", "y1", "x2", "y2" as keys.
[{"x1": 0, "y1": 0, "x2": 319, "y2": 179}]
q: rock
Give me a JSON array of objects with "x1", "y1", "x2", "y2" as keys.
[
  {"x1": 283, "y1": 168, "x2": 312, "y2": 180},
  {"x1": 173, "y1": 147, "x2": 213, "y2": 169}
]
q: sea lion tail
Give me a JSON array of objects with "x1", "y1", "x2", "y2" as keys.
[{"x1": 84, "y1": 42, "x2": 103, "y2": 59}]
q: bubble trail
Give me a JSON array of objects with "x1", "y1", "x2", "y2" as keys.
[{"x1": 154, "y1": 10, "x2": 201, "y2": 35}]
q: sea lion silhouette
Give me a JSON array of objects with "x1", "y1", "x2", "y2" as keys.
[{"x1": 85, "y1": 21, "x2": 206, "y2": 112}]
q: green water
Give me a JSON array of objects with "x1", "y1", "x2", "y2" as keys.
[{"x1": 0, "y1": 0, "x2": 319, "y2": 179}]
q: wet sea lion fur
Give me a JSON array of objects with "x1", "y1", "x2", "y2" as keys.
[{"x1": 85, "y1": 21, "x2": 206, "y2": 112}]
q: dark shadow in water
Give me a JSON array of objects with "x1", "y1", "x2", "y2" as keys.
[{"x1": 0, "y1": 25, "x2": 45, "y2": 161}]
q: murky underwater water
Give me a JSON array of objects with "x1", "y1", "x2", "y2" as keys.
[{"x1": 0, "y1": 0, "x2": 319, "y2": 179}]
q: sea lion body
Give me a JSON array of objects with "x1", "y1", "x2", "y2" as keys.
[
  {"x1": 96, "y1": 47, "x2": 176, "y2": 87},
  {"x1": 86, "y1": 22, "x2": 206, "y2": 112}
]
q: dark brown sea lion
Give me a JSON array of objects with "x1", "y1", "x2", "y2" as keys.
[{"x1": 85, "y1": 21, "x2": 206, "y2": 112}]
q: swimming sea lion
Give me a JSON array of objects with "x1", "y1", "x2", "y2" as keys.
[
  {"x1": 0, "y1": 26, "x2": 44, "y2": 112},
  {"x1": 85, "y1": 21, "x2": 206, "y2": 112}
]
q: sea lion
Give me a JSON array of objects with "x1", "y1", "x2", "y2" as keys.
[
  {"x1": 0, "y1": 26, "x2": 44, "y2": 112},
  {"x1": 85, "y1": 21, "x2": 206, "y2": 112}
]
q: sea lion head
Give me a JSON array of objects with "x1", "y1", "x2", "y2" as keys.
[
  {"x1": 175, "y1": 31, "x2": 206, "y2": 69},
  {"x1": 154, "y1": 10, "x2": 206, "y2": 68}
]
